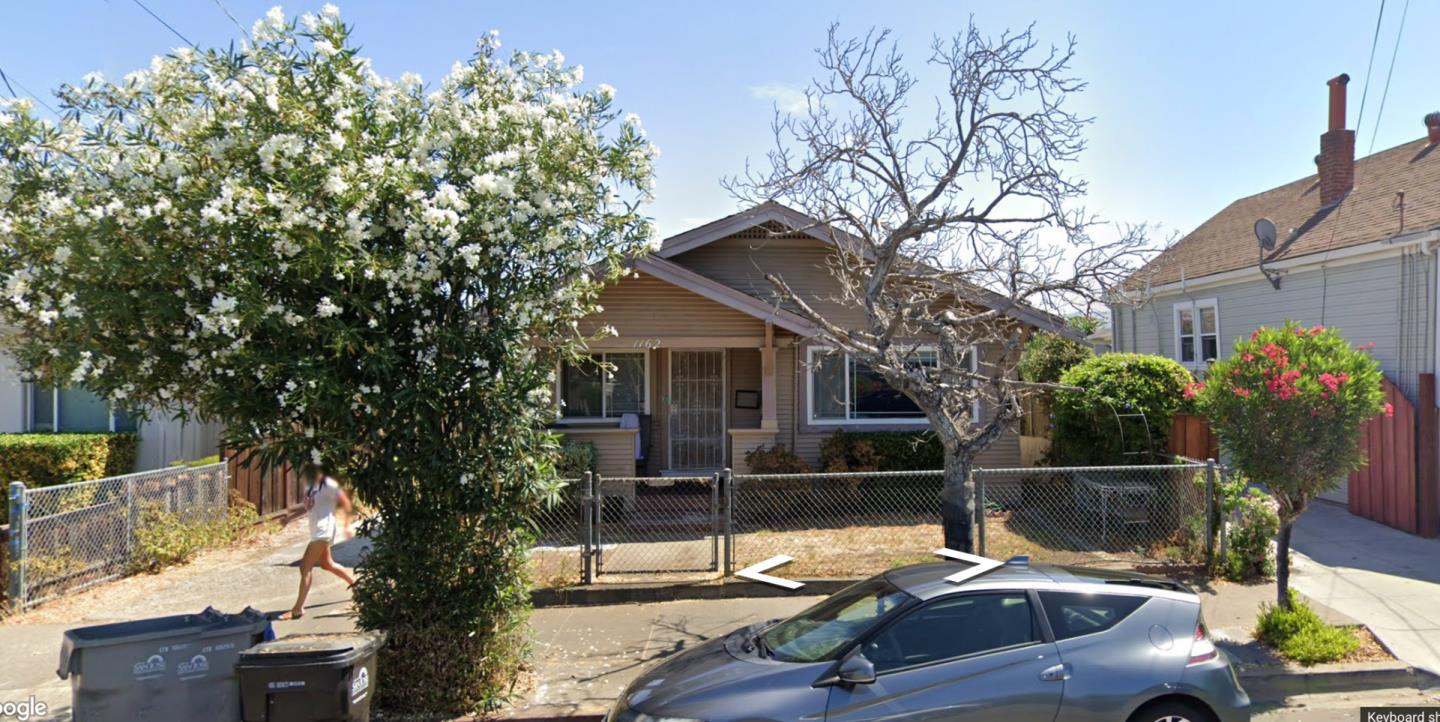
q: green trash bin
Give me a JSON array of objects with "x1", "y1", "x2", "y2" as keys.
[
  {"x1": 236, "y1": 632, "x2": 385, "y2": 722},
  {"x1": 57, "y1": 606, "x2": 272, "y2": 722}
]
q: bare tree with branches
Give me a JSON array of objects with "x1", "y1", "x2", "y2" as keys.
[{"x1": 727, "y1": 22, "x2": 1148, "y2": 552}]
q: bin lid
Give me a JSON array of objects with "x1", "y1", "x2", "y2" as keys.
[
  {"x1": 238, "y1": 632, "x2": 386, "y2": 667},
  {"x1": 58, "y1": 606, "x2": 269, "y2": 680}
]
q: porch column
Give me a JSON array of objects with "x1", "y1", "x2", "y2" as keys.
[{"x1": 761, "y1": 322, "x2": 778, "y2": 431}]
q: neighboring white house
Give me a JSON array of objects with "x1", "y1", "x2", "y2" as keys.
[
  {"x1": 1, "y1": 348, "x2": 223, "y2": 473},
  {"x1": 1110, "y1": 74, "x2": 1440, "y2": 521}
]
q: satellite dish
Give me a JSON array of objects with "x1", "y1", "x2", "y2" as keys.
[{"x1": 1254, "y1": 218, "x2": 1278, "y2": 251}]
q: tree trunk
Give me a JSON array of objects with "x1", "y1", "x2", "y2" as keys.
[
  {"x1": 941, "y1": 457, "x2": 975, "y2": 553},
  {"x1": 1275, "y1": 520, "x2": 1294, "y2": 609}
]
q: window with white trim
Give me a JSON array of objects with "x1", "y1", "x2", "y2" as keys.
[
  {"x1": 1173, "y1": 299, "x2": 1219, "y2": 368},
  {"x1": 807, "y1": 346, "x2": 978, "y2": 424},
  {"x1": 27, "y1": 385, "x2": 138, "y2": 433},
  {"x1": 558, "y1": 351, "x2": 648, "y2": 420}
]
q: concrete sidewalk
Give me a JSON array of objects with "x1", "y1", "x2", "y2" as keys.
[
  {"x1": 0, "y1": 521, "x2": 363, "y2": 721},
  {"x1": 1290, "y1": 501, "x2": 1440, "y2": 676}
]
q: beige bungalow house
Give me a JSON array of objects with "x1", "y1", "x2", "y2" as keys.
[{"x1": 555, "y1": 202, "x2": 1070, "y2": 478}]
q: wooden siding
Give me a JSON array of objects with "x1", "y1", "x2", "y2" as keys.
[
  {"x1": 559, "y1": 428, "x2": 640, "y2": 478},
  {"x1": 580, "y1": 273, "x2": 765, "y2": 339},
  {"x1": 1111, "y1": 252, "x2": 1433, "y2": 403},
  {"x1": 671, "y1": 232, "x2": 871, "y2": 329},
  {"x1": 728, "y1": 348, "x2": 763, "y2": 429}
]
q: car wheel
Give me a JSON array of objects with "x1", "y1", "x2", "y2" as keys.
[{"x1": 1128, "y1": 698, "x2": 1215, "y2": 722}]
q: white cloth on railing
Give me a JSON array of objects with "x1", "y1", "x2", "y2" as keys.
[{"x1": 619, "y1": 413, "x2": 642, "y2": 459}]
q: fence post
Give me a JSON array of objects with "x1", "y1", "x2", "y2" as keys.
[
  {"x1": 1204, "y1": 459, "x2": 1217, "y2": 568},
  {"x1": 709, "y1": 471, "x2": 720, "y2": 572},
  {"x1": 592, "y1": 473, "x2": 604, "y2": 575},
  {"x1": 973, "y1": 468, "x2": 986, "y2": 558},
  {"x1": 8, "y1": 482, "x2": 26, "y2": 613},
  {"x1": 580, "y1": 472, "x2": 594, "y2": 586},
  {"x1": 722, "y1": 468, "x2": 734, "y2": 576}
]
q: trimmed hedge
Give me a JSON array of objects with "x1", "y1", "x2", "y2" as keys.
[
  {"x1": 0, "y1": 433, "x2": 139, "y2": 488},
  {"x1": 1053, "y1": 354, "x2": 1193, "y2": 466},
  {"x1": 820, "y1": 430, "x2": 945, "y2": 472},
  {"x1": 556, "y1": 440, "x2": 598, "y2": 480},
  {"x1": 0, "y1": 433, "x2": 138, "y2": 524}
]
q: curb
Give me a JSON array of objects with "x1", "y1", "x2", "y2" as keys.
[
  {"x1": 531, "y1": 578, "x2": 856, "y2": 607},
  {"x1": 1238, "y1": 661, "x2": 1440, "y2": 699}
]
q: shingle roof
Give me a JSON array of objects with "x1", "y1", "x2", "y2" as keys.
[{"x1": 1129, "y1": 136, "x2": 1440, "y2": 288}]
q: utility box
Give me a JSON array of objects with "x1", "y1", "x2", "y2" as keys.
[
  {"x1": 236, "y1": 631, "x2": 385, "y2": 722},
  {"x1": 58, "y1": 606, "x2": 272, "y2": 722}
]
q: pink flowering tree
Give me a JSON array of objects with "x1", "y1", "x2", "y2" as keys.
[{"x1": 1194, "y1": 322, "x2": 1386, "y2": 607}]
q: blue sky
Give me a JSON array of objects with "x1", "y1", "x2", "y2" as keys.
[{"x1": 3, "y1": 1, "x2": 1435, "y2": 242}]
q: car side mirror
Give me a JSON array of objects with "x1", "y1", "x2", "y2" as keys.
[{"x1": 836, "y1": 653, "x2": 876, "y2": 685}]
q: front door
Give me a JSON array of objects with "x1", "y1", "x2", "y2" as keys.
[
  {"x1": 826, "y1": 591, "x2": 1063, "y2": 722},
  {"x1": 669, "y1": 350, "x2": 725, "y2": 471}
]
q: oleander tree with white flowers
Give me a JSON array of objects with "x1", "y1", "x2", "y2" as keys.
[{"x1": 0, "y1": 5, "x2": 654, "y2": 713}]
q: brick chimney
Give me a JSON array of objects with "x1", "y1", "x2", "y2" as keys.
[
  {"x1": 1317, "y1": 74, "x2": 1355, "y2": 207},
  {"x1": 1427, "y1": 112, "x2": 1440, "y2": 145}
]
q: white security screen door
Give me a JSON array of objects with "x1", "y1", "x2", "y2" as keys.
[{"x1": 669, "y1": 350, "x2": 725, "y2": 470}]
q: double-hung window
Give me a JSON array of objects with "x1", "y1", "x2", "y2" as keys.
[
  {"x1": 1173, "y1": 299, "x2": 1219, "y2": 369},
  {"x1": 27, "y1": 385, "x2": 138, "y2": 433},
  {"x1": 558, "y1": 351, "x2": 647, "y2": 420},
  {"x1": 808, "y1": 346, "x2": 978, "y2": 424}
]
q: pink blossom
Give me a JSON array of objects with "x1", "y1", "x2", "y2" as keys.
[{"x1": 1385, "y1": 402, "x2": 1395, "y2": 418}]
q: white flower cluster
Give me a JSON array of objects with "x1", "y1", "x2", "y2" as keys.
[{"x1": 0, "y1": 5, "x2": 656, "y2": 430}]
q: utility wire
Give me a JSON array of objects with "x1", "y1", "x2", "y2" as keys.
[
  {"x1": 210, "y1": 0, "x2": 248, "y2": 38},
  {"x1": 1368, "y1": 0, "x2": 1410, "y2": 155},
  {"x1": 130, "y1": 0, "x2": 196, "y2": 48},
  {"x1": 0, "y1": 65, "x2": 59, "y2": 115},
  {"x1": 1353, "y1": 0, "x2": 1386, "y2": 134}
]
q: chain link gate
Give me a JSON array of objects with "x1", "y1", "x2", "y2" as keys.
[{"x1": 589, "y1": 474, "x2": 722, "y2": 576}]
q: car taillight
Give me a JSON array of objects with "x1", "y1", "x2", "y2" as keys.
[{"x1": 1188, "y1": 623, "x2": 1218, "y2": 666}]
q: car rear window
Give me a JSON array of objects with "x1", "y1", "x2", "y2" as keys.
[{"x1": 1039, "y1": 591, "x2": 1147, "y2": 640}]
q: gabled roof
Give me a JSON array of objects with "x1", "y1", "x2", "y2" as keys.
[
  {"x1": 632, "y1": 254, "x2": 818, "y2": 336},
  {"x1": 653, "y1": 202, "x2": 1075, "y2": 338},
  {"x1": 1130, "y1": 136, "x2": 1440, "y2": 288},
  {"x1": 655, "y1": 200, "x2": 845, "y2": 258}
]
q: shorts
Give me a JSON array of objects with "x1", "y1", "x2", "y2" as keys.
[{"x1": 309, "y1": 515, "x2": 336, "y2": 545}]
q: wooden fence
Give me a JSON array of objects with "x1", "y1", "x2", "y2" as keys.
[
  {"x1": 1349, "y1": 377, "x2": 1418, "y2": 533},
  {"x1": 1168, "y1": 414, "x2": 1219, "y2": 461},
  {"x1": 226, "y1": 452, "x2": 305, "y2": 517}
]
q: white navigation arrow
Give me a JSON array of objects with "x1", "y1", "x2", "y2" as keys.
[
  {"x1": 933, "y1": 548, "x2": 1005, "y2": 584},
  {"x1": 735, "y1": 554, "x2": 804, "y2": 590}
]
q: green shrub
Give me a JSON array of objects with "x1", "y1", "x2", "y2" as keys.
[
  {"x1": 820, "y1": 430, "x2": 944, "y2": 471},
  {"x1": 170, "y1": 454, "x2": 222, "y2": 468},
  {"x1": 1019, "y1": 331, "x2": 1094, "y2": 385},
  {"x1": 1255, "y1": 590, "x2": 1358, "y2": 665},
  {"x1": 0, "y1": 433, "x2": 139, "y2": 523},
  {"x1": 556, "y1": 441, "x2": 597, "y2": 479},
  {"x1": 744, "y1": 444, "x2": 813, "y2": 474},
  {"x1": 128, "y1": 490, "x2": 262, "y2": 574},
  {"x1": 1224, "y1": 489, "x2": 1280, "y2": 582},
  {"x1": 1052, "y1": 354, "x2": 1193, "y2": 465}
]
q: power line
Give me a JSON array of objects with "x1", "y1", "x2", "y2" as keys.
[
  {"x1": 129, "y1": 0, "x2": 195, "y2": 48},
  {"x1": 210, "y1": 0, "x2": 248, "y2": 38},
  {"x1": 1352, "y1": 0, "x2": 1385, "y2": 133},
  {"x1": 1368, "y1": 0, "x2": 1410, "y2": 155},
  {"x1": 0, "y1": 65, "x2": 59, "y2": 115}
]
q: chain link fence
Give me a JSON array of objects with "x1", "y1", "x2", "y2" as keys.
[
  {"x1": 520, "y1": 462, "x2": 1219, "y2": 588},
  {"x1": 976, "y1": 461, "x2": 1214, "y2": 567},
  {"x1": 7, "y1": 462, "x2": 229, "y2": 611}
]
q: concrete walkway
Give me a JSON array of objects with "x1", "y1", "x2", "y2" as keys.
[{"x1": 1290, "y1": 501, "x2": 1440, "y2": 676}]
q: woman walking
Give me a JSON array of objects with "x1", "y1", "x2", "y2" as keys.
[{"x1": 278, "y1": 469, "x2": 356, "y2": 620}]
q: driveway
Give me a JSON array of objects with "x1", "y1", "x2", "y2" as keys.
[{"x1": 1289, "y1": 501, "x2": 1440, "y2": 676}]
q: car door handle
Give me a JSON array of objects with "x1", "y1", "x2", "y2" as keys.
[{"x1": 1039, "y1": 663, "x2": 1072, "y2": 682}]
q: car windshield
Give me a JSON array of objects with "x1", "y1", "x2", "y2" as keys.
[{"x1": 758, "y1": 577, "x2": 912, "y2": 663}]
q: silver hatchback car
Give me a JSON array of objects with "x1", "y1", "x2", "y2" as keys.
[{"x1": 608, "y1": 559, "x2": 1249, "y2": 722}]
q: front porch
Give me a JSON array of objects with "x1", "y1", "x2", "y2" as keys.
[{"x1": 555, "y1": 325, "x2": 788, "y2": 478}]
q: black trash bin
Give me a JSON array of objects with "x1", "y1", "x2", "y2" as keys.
[
  {"x1": 58, "y1": 606, "x2": 272, "y2": 722},
  {"x1": 236, "y1": 631, "x2": 385, "y2": 722}
]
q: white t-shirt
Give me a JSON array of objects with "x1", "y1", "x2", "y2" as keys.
[{"x1": 306, "y1": 478, "x2": 341, "y2": 541}]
